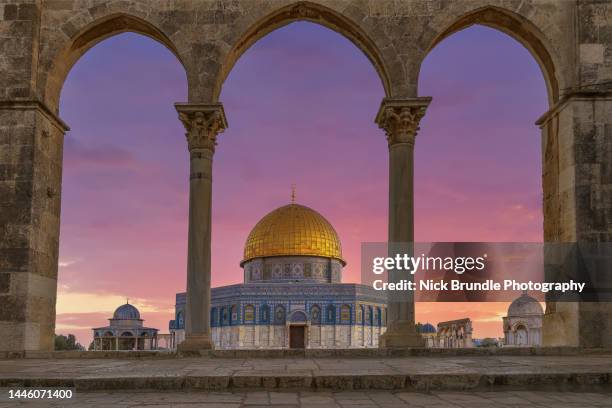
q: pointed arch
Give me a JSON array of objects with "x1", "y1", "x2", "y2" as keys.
[
  {"x1": 215, "y1": 1, "x2": 391, "y2": 100},
  {"x1": 421, "y1": 6, "x2": 561, "y2": 105},
  {"x1": 44, "y1": 13, "x2": 187, "y2": 113}
]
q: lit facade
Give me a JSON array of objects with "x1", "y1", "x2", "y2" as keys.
[
  {"x1": 170, "y1": 203, "x2": 387, "y2": 349},
  {"x1": 503, "y1": 292, "x2": 543, "y2": 346},
  {"x1": 92, "y1": 303, "x2": 158, "y2": 351}
]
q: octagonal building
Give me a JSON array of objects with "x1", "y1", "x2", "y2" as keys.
[{"x1": 170, "y1": 202, "x2": 387, "y2": 349}]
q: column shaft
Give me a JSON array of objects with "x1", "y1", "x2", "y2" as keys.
[
  {"x1": 375, "y1": 97, "x2": 431, "y2": 348},
  {"x1": 185, "y1": 148, "x2": 213, "y2": 339},
  {"x1": 175, "y1": 103, "x2": 227, "y2": 352}
]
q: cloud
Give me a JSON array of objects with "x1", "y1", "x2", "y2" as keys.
[
  {"x1": 56, "y1": 290, "x2": 173, "y2": 315},
  {"x1": 63, "y1": 140, "x2": 138, "y2": 169},
  {"x1": 58, "y1": 258, "x2": 80, "y2": 268}
]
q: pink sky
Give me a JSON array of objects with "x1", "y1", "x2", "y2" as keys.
[{"x1": 56, "y1": 23, "x2": 546, "y2": 346}]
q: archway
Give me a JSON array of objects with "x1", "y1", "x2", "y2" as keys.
[
  {"x1": 213, "y1": 20, "x2": 387, "y2": 288},
  {"x1": 53, "y1": 30, "x2": 188, "y2": 349},
  {"x1": 415, "y1": 22, "x2": 548, "y2": 346},
  {"x1": 514, "y1": 324, "x2": 529, "y2": 346},
  {"x1": 44, "y1": 14, "x2": 186, "y2": 112},
  {"x1": 421, "y1": 6, "x2": 560, "y2": 105},
  {"x1": 215, "y1": 1, "x2": 392, "y2": 100}
]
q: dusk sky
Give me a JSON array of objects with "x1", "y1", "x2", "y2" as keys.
[{"x1": 56, "y1": 23, "x2": 547, "y2": 346}]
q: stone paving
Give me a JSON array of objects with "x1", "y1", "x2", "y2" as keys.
[
  {"x1": 1, "y1": 389, "x2": 612, "y2": 407},
  {"x1": 1, "y1": 354, "x2": 612, "y2": 392}
]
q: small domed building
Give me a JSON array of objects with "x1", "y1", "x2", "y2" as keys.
[
  {"x1": 503, "y1": 292, "x2": 543, "y2": 346},
  {"x1": 417, "y1": 323, "x2": 437, "y2": 347},
  {"x1": 170, "y1": 202, "x2": 387, "y2": 349},
  {"x1": 92, "y1": 303, "x2": 159, "y2": 350}
]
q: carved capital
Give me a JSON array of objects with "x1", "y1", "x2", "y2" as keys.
[
  {"x1": 175, "y1": 103, "x2": 228, "y2": 152},
  {"x1": 375, "y1": 98, "x2": 432, "y2": 147}
]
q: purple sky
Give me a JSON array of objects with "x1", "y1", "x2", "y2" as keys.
[{"x1": 56, "y1": 23, "x2": 547, "y2": 345}]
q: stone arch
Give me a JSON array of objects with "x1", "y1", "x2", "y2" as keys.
[
  {"x1": 214, "y1": 1, "x2": 392, "y2": 101},
  {"x1": 512, "y1": 321, "x2": 529, "y2": 331},
  {"x1": 513, "y1": 322, "x2": 529, "y2": 345},
  {"x1": 420, "y1": 6, "x2": 561, "y2": 105},
  {"x1": 44, "y1": 12, "x2": 187, "y2": 113},
  {"x1": 290, "y1": 310, "x2": 308, "y2": 323}
]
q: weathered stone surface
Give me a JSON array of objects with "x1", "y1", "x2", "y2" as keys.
[
  {"x1": 0, "y1": 389, "x2": 609, "y2": 407},
  {"x1": 0, "y1": 354, "x2": 612, "y2": 392},
  {"x1": 1, "y1": 0, "x2": 611, "y2": 353}
]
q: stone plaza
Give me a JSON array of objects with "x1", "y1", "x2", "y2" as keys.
[{"x1": 2, "y1": 389, "x2": 612, "y2": 407}]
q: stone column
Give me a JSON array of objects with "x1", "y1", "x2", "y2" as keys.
[
  {"x1": 175, "y1": 103, "x2": 227, "y2": 352},
  {"x1": 376, "y1": 97, "x2": 431, "y2": 348},
  {"x1": 0, "y1": 101, "x2": 68, "y2": 353},
  {"x1": 537, "y1": 92, "x2": 612, "y2": 348}
]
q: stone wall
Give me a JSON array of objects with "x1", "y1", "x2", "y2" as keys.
[
  {"x1": 1, "y1": 0, "x2": 611, "y2": 351},
  {"x1": 209, "y1": 324, "x2": 384, "y2": 349}
]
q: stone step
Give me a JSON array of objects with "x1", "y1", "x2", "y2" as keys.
[
  {"x1": 1, "y1": 372, "x2": 611, "y2": 392},
  {"x1": 7, "y1": 346, "x2": 612, "y2": 359},
  {"x1": 1, "y1": 354, "x2": 611, "y2": 392}
]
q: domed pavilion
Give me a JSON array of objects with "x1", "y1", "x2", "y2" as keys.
[
  {"x1": 170, "y1": 201, "x2": 387, "y2": 349},
  {"x1": 92, "y1": 303, "x2": 159, "y2": 351},
  {"x1": 503, "y1": 291, "x2": 544, "y2": 346}
]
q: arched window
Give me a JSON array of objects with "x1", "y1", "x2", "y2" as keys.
[
  {"x1": 356, "y1": 305, "x2": 363, "y2": 324},
  {"x1": 261, "y1": 304, "x2": 270, "y2": 323},
  {"x1": 340, "y1": 305, "x2": 351, "y2": 324},
  {"x1": 290, "y1": 311, "x2": 307, "y2": 323},
  {"x1": 274, "y1": 305, "x2": 286, "y2": 325},
  {"x1": 375, "y1": 307, "x2": 381, "y2": 327},
  {"x1": 366, "y1": 306, "x2": 373, "y2": 326},
  {"x1": 311, "y1": 304, "x2": 321, "y2": 324},
  {"x1": 210, "y1": 307, "x2": 217, "y2": 327},
  {"x1": 326, "y1": 304, "x2": 336, "y2": 324},
  {"x1": 244, "y1": 305, "x2": 255, "y2": 323},
  {"x1": 230, "y1": 305, "x2": 238, "y2": 325},
  {"x1": 221, "y1": 307, "x2": 229, "y2": 326}
]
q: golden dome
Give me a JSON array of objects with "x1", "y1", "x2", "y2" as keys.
[{"x1": 241, "y1": 204, "x2": 345, "y2": 266}]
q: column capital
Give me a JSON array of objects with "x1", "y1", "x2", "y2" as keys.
[
  {"x1": 175, "y1": 103, "x2": 228, "y2": 152},
  {"x1": 375, "y1": 97, "x2": 432, "y2": 147}
]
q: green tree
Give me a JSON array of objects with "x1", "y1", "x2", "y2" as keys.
[
  {"x1": 478, "y1": 337, "x2": 499, "y2": 348},
  {"x1": 54, "y1": 334, "x2": 85, "y2": 351}
]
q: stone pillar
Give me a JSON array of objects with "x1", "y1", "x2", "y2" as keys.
[
  {"x1": 175, "y1": 103, "x2": 227, "y2": 352},
  {"x1": 537, "y1": 93, "x2": 612, "y2": 348},
  {"x1": 375, "y1": 97, "x2": 431, "y2": 348},
  {"x1": 0, "y1": 101, "x2": 68, "y2": 353}
]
